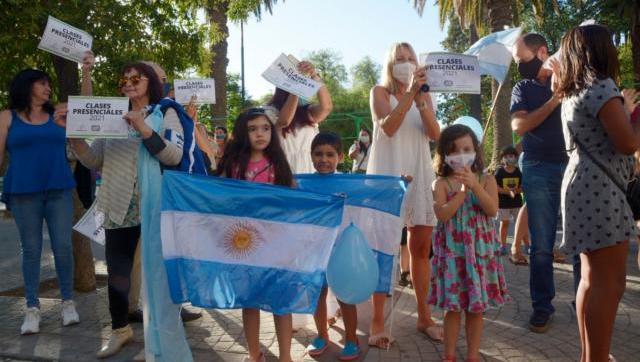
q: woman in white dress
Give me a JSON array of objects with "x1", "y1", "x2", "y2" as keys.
[
  {"x1": 266, "y1": 61, "x2": 333, "y2": 173},
  {"x1": 367, "y1": 42, "x2": 442, "y2": 347}
]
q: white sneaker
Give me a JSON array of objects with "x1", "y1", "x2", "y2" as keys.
[
  {"x1": 61, "y1": 300, "x2": 80, "y2": 326},
  {"x1": 96, "y1": 325, "x2": 134, "y2": 359},
  {"x1": 21, "y1": 307, "x2": 40, "y2": 335}
]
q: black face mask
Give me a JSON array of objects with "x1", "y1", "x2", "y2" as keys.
[{"x1": 518, "y1": 56, "x2": 543, "y2": 80}]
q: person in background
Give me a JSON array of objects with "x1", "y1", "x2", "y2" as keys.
[
  {"x1": 266, "y1": 60, "x2": 333, "y2": 174},
  {"x1": 215, "y1": 126, "x2": 228, "y2": 165},
  {"x1": 494, "y1": 145, "x2": 525, "y2": 262},
  {"x1": 555, "y1": 24, "x2": 638, "y2": 362},
  {"x1": 367, "y1": 41, "x2": 442, "y2": 347},
  {"x1": 348, "y1": 128, "x2": 371, "y2": 173},
  {"x1": 0, "y1": 69, "x2": 79, "y2": 335}
]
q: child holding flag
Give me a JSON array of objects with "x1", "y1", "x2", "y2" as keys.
[
  {"x1": 216, "y1": 107, "x2": 294, "y2": 362},
  {"x1": 305, "y1": 132, "x2": 360, "y2": 361}
]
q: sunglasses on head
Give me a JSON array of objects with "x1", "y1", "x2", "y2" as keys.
[{"x1": 118, "y1": 75, "x2": 148, "y2": 88}]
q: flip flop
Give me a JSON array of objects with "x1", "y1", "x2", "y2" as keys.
[
  {"x1": 367, "y1": 332, "x2": 395, "y2": 349},
  {"x1": 509, "y1": 253, "x2": 528, "y2": 265},
  {"x1": 417, "y1": 325, "x2": 444, "y2": 342}
]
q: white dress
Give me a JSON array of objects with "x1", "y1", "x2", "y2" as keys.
[
  {"x1": 367, "y1": 94, "x2": 437, "y2": 227},
  {"x1": 279, "y1": 124, "x2": 319, "y2": 174}
]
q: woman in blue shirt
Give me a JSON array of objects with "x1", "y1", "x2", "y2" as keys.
[{"x1": 0, "y1": 69, "x2": 78, "y2": 335}]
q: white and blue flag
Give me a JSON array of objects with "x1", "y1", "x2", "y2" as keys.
[
  {"x1": 464, "y1": 27, "x2": 522, "y2": 84},
  {"x1": 161, "y1": 172, "x2": 345, "y2": 315},
  {"x1": 295, "y1": 174, "x2": 407, "y2": 294}
]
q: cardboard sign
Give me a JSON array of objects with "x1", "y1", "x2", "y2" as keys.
[
  {"x1": 262, "y1": 53, "x2": 322, "y2": 99},
  {"x1": 174, "y1": 78, "x2": 216, "y2": 105},
  {"x1": 73, "y1": 202, "x2": 105, "y2": 245},
  {"x1": 37, "y1": 16, "x2": 93, "y2": 63},
  {"x1": 66, "y1": 96, "x2": 130, "y2": 138},
  {"x1": 420, "y1": 52, "x2": 481, "y2": 94}
]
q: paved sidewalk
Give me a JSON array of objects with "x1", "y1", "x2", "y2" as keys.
[{"x1": 0, "y1": 249, "x2": 639, "y2": 361}]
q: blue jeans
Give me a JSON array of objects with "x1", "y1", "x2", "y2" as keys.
[
  {"x1": 9, "y1": 189, "x2": 74, "y2": 308},
  {"x1": 521, "y1": 160, "x2": 566, "y2": 314}
]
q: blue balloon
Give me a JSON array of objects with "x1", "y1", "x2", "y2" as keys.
[
  {"x1": 453, "y1": 116, "x2": 483, "y2": 142},
  {"x1": 327, "y1": 224, "x2": 379, "y2": 304}
]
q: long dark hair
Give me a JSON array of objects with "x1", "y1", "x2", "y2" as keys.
[
  {"x1": 433, "y1": 124, "x2": 484, "y2": 177},
  {"x1": 357, "y1": 127, "x2": 371, "y2": 155},
  {"x1": 9, "y1": 69, "x2": 55, "y2": 115},
  {"x1": 557, "y1": 24, "x2": 620, "y2": 98},
  {"x1": 267, "y1": 87, "x2": 314, "y2": 137},
  {"x1": 120, "y1": 62, "x2": 163, "y2": 105},
  {"x1": 216, "y1": 108, "x2": 293, "y2": 186}
]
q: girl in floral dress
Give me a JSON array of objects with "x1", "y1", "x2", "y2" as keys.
[{"x1": 428, "y1": 124, "x2": 509, "y2": 362}]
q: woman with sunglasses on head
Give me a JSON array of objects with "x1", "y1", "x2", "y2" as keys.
[
  {"x1": 0, "y1": 69, "x2": 79, "y2": 336},
  {"x1": 65, "y1": 62, "x2": 184, "y2": 358}
]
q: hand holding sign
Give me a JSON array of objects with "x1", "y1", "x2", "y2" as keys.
[
  {"x1": 262, "y1": 53, "x2": 322, "y2": 99},
  {"x1": 420, "y1": 52, "x2": 480, "y2": 94},
  {"x1": 38, "y1": 16, "x2": 93, "y2": 63},
  {"x1": 66, "y1": 96, "x2": 129, "y2": 138},
  {"x1": 174, "y1": 79, "x2": 216, "y2": 105}
]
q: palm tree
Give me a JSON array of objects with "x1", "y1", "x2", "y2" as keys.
[
  {"x1": 415, "y1": 0, "x2": 560, "y2": 164},
  {"x1": 184, "y1": 1, "x2": 281, "y2": 125}
]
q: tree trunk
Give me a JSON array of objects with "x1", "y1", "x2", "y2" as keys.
[
  {"x1": 207, "y1": 3, "x2": 230, "y2": 127},
  {"x1": 468, "y1": 24, "x2": 482, "y2": 121},
  {"x1": 52, "y1": 56, "x2": 96, "y2": 292},
  {"x1": 631, "y1": 3, "x2": 640, "y2": 84},
  {"x1": 487, "y1": 0, "x2": 514, "y2": 167}
]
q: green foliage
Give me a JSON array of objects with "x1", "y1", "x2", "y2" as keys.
[
  {"x1": 351, "y1": 56, "x2": 381, "y2": 91},
  {"x1": 307, "y1": 49, "x2": 348, "y2": 97},
  {"x1": 0, "y1": 0, "x2": 207, "y2": 107}
]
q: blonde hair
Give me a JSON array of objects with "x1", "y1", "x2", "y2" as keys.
[{"x1": 381, "y1": 42, "x2": 419, "y2": 95}]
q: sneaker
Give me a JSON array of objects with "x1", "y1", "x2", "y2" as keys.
[
  {"x1": 528, "y1": 310, "x2": 553, "y2": 333},
  {"x1": 338, "y1": 341, "x2": 360, "y2": 361},
  {"x1": 21, "y1": 307, "x2": 40, "y2": 335},
  {"x1": 61, "y1": 300, "x2": 80, "y2": 326},
  {"x1": 96, "y1": 325, "x2": 134, "y2": 358},
  {"x1": 180, "y1": 306, "x2": 202, "y2": 323},
  {"x1": 306, "y1": 336, "x2": 329, "y2": 357}
]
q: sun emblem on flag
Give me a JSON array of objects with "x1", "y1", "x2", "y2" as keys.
[{"x1": 222, "y1": 222, "x2": 262, "y2": 259}]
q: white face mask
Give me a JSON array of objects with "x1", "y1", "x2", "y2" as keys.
[
  {"x1": 445, "y1": 152, "x2": 476, "y2": 171},
  {"x1": 359, "y1": 135, "x2": 370, "y2": 144},
  {"x1": 391, "y1": 62, "x2": 416, "y2": 85}
]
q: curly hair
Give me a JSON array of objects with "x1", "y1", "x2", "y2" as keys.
[{"x1": 433, "y1": 124, "x2": 484, "y2": 177}]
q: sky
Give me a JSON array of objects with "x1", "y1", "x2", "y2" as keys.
[{"x1": 225, "y1": 0, "x2": 447, "y2": 99}]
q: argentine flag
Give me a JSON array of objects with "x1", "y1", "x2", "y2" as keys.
[
  {"x1": 161, "y1": 172, "x2": 345, "y2": 315},
  {"x1": 295, "y1": 174, "x2": 407, "y2": 293}
]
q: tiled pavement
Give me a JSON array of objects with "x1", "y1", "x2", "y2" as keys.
[{"x1": 0, "y1": 217, "x2": 639, "y2": 361}]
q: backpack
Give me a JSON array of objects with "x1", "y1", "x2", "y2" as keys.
[{"x1": 157, "y1": 98, "x2": 208, "y2": 175}]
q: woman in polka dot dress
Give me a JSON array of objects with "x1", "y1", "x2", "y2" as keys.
[{"x1": 555, "y1": 24, "x2": 639, "y2": 362}]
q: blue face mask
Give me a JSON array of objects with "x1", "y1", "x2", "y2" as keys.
[{"x1": 163, "y1": 83, "x2": 172, "y2": 97}]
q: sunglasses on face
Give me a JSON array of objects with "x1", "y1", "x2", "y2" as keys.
[{"x1": 118, "y1": 75, "x2": 148, "y2": 88}]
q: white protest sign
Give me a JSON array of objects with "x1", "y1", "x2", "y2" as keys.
[
  {"x1": 174, "y1": 78, "x2": 216, "y2": 105},
  {"x1": 420, "y1": 52, "x2": 481, "y2": 94},
  {"x1": 261, "y1": 53, "x2": 322, "y2": 99},
  {"x1": 38, "y1": 16, "x2": 93, "y2": 63},
  {"x1": 66, "y1": 96, "x2": 130, "y2": 139},
  {"x1": 73, "y1": 202, "x2": 105, "y2": 245}
]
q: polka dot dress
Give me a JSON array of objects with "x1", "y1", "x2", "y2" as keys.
[{"x1": 560, "y1": 78, "x2": 637, "y2": 255}]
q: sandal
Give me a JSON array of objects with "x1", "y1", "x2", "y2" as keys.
[
  {"x1": 509, "y1": 253, "x2": 528, "y2": 265},
  {"x1": 417, "y1": 325, "x2": 444, "y2": 343},
  {"x1": 306, "y1": 336, "x2": 329, "y2": 357},
  {"x1": 399, "y1": 271, "x2": 412, "y2": 287},
  {"x1": 368, "y1": 332, "x2": 395, "y2": 349},
  {"x1": 442, "y1": 356, "x2": 456, "y2": 362}
]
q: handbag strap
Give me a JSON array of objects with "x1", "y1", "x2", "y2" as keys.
[{"x1": 569, "y1": 128, "x2": 627, "y2": 194}]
